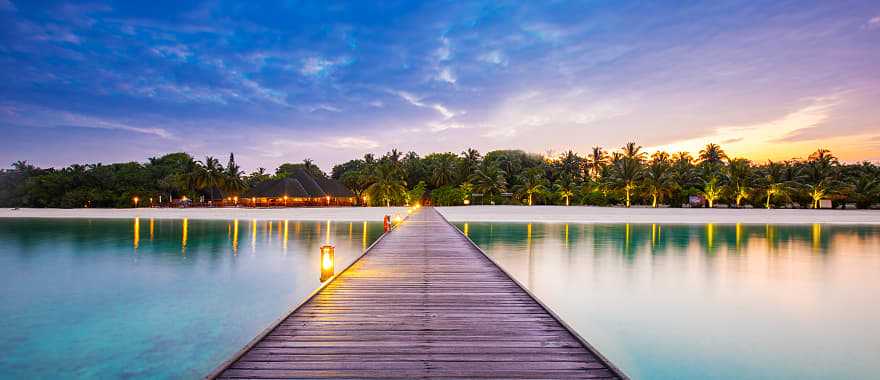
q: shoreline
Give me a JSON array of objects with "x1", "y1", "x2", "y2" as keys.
[{"x1": 1, "y1": 205, "x2": 878, "y2": 224}]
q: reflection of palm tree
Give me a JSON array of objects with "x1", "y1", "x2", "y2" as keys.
[
  {"x1": 514, "y1": 168, "x2": 548, "y2": 206},
  {"x1": 365, "y1": 163, "x2": 407, "y2": 207}
]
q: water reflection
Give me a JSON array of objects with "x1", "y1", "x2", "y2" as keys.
[
  {"x1": 458, "y1": 222, "x2": 880, "y2": 380},
  {"x1": 0, "y1": 217, "x2": 384, "y2": 379}
]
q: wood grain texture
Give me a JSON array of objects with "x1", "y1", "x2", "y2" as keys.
[{"x1": 212, "y1": 207, "x2": 624, "y2": 379}]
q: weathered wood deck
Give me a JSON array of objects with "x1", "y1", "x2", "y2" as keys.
[{"x1": 210, "y1": 207, "x2": 626, "y2": 379}]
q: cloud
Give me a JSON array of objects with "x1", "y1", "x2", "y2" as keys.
[
  {"x1": 270, "y1": 136, "x2": 379, "y2": 152},
  {"x1": 478, "y1": 50, "x2": 507, "y2": 66},
  {"x1": 2, "y1": 103, "x2": 173, "y2": 139},
  {"x1": 57, "y1": 112, "x2": 173, "y2": 139},
  {"x1": 427, "y1": 121, "x2": 468, "y2": 132},
  {"x1": 300, "y1": 56, "x2": 350, "y2": 77},
  {"x1": 435, "y1": 36, "x2": 451, "y2": 61},
  {"x1": 151, "y1": 44, "x2": 191, "y2": 60},
  {"x1": 645, "y1": 96, "x2": 840, "y2": 159},
  {"x1": 395, "y1": 91, "x2": 457, "y2": 120},
  {"x1": 868, "y1": 16, "x2": 880, "y2": 29},
  {"x1": 480, "y1": 89, "x2": 631, "y2": 139},
  {"x1": 436, "y1": 67, "x2": 457, "y2": 84}
]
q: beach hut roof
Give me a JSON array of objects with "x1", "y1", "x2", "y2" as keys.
[{"x1": 246, "y1": 169, "x2": 354, "y2": 198}]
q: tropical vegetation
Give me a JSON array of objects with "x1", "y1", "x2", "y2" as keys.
[{"x1": 1, "y1": 144, "x2": 879, "y2": 209}]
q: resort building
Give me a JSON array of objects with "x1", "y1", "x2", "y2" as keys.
[{"x1": 244, "y1": 168, "x2": 356, "y2": 207}]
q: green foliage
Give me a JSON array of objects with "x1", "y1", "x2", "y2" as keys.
[
  {"x1": 2, "y1": 145, "x2": 879, "y2": 210},
  {"x1": 431, "y1": 185, "x2": 464, "y2": 206},
  {"x1": 407, "y1": 181, "x2": 427, "y2": 205}
]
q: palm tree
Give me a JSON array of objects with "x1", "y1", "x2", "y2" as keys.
[
  {"x1": 759, "y1": 160, "x2": 791, "y2": 209},
  {"x1": 223, "y1": 153, "x2": 246, "y2": 197},
  {"x1": 459, "y1": 148, "x2": 481, "y2": 182},
  {"x1": 846, "y1": 164, "x2": 879, "y2": 209},
  {"x1": 513, "y1": 167, "x2": 548, "y2": 206},
  {"x1": 553, "y1": 175, "x2": 578, "y2": 206},
  {"x1": 643, "y1": 157, "x2": 675, "y2": 208},
  {"x1": 700, "y1": 176, "x2": 724, "y2": 208},
  {"x1": 607, "y1": 153, "x2": 643, "y2": 207},
  {"x1": 557, "y1": 150, "x2": 583, "y2": 179},
  {"x1": 470, "y1": 163, "x2": 507, "y2": 202},
  {"x1": 431, "y1": 154, "x2": 457, "y2": 187},
  {"x1": 726, "y1": 158, "x2": 752, "y2": 208},
  {"x1": 192, "y1": 156, "x2": 225, "y2": 200},
  {"x1": 622, "y1": 142, "x2": 647, "y2": 162},
  {"x1": 365, "y1": 163, "x2": 407, "y2": 207},
  {"x1": 803, "y1": 149, "x2": 839, "y2": 208},
  {"x1": 588, "y1": 146, "x2": 607, "y2": 179},
  {"x1": 699, "y1": 143, "x2": 727, "y2": 164}
]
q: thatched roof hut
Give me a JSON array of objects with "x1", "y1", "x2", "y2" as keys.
[{"x1": 245, "y1": 168, "x2": 355, "y2": 206}]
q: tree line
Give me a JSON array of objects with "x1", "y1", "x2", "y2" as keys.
[
  {"x1": 330, "y1": 144, "x2": 879, "y2": 209},
  {"x1": 1, "y1": 144, "x2": 878, "y2": 209},
  {"x1": 0, "y1": 153, "x2": 322, "y2": 208}
]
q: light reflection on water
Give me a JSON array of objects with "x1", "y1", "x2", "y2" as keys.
[
  {"x1": 458, "y1": 222, "x2": 880, "y2": 380},
  {"x1": 0, "y1": 218, "x2": 383, "y2": 379}
]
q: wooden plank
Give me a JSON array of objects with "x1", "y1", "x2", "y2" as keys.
[{"x1": 208, "y1": 207, "x2": 627, "y2": 379}]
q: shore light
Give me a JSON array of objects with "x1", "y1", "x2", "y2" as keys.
[
  {"x1": 463, "y1": 199, "x2": 470, "y2": 205},
  {"x1": 132, "y1": 197, "x2": 139, "y2": 207},
  {"x1": 319, "y1": 244, "x2": 335, "y2": 281}
]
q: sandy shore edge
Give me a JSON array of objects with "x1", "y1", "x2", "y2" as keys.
[{"x1": 1, "y1": 205, "x2": 878, "y2": 224}]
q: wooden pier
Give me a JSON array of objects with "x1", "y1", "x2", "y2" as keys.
[{"x1": 209, "y1": 207, "x2": 626, "y2": 379}]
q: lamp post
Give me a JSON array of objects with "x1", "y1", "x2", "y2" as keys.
[
  {"x1": 319, "y1": 244, "x2": 335, "y2": 281},
  {"x1": 133, "y1": 197, "x2": 139, "y2": 208},
  {"x1": 283, "y1": 195, "x2": 288, "y2": 207}
]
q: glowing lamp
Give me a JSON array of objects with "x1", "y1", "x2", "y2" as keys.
[
  {"x1": 393, "y1": 215, "x2": 403, "y2": 224},
  {"x1": 463, "y1": 199, "x2": 470, "y2": 205},
  {"x1": 133, "y1": 197, "x2": 140, "y2": 207},
  {"x1": 319, "y1": 244, "x2": 335, "y2": 282}
]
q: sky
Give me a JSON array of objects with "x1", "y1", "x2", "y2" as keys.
[{"x1": 1, "y1": 0, "x2": 879, "y2": 172}]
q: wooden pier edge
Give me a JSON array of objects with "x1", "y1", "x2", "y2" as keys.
[
  {"x1": 433, "y1": 210, "x2": 631, "y2": 380},
  {"x1": 204, "y1": 213, "x2": 406, "y2": 379}
]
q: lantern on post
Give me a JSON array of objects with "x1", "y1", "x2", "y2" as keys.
[
  {"x1": 319, "y1": 244, "x2": 335, "y2": 282},
  {"x1": 132, "y1": 197, "x2": 140, "y2": 208}
]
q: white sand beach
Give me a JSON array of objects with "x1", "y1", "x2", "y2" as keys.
[
  {"x1": 0, "y1": 207, "x2": 410, "y2": 221},
  {"x1": 1, "y1": 205, "x2": 878, "y2": 224},
  {"x1": 437, "y1": 205, "x2": 880, "y2": 225}
]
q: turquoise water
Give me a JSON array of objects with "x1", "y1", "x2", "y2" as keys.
[
  {"x1": 457, "y1": 222, "x2": 880, "y2": 380},
  {"x1": 0, "y1": 218, "x2": 383, "y2": 379}
]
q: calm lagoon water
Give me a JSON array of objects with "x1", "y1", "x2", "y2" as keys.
[
  {"x1": 457, "y1": 222, "x2": 880, "y2": 380},
  {"x1": 0, "y1": 218, "x2": 383, "y2": 379}
]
